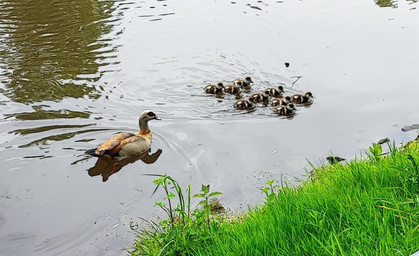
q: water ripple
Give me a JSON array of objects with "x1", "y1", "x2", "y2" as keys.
[{"x1": 0, "y1": 0, "x2": 132, "y2": 104}]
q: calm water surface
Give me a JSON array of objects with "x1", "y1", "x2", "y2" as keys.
[{"x1": 1, "y1": 0, "x2": 418, "y2": 255}]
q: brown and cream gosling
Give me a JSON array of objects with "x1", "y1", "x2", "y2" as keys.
[
  {"x1": 249, "y1": 92, "x2": 270, "y2": 103},
  {"x1": 264, "y1": 85, "x2": 284, "y2": 97},
  {"x1": 234, "y1": 77, "x2": 253, "y2": 90},
  {"x1": 204, "y1": 82, "x2": 224, "y2": 94},
  {"x1": 270, "y1": 95, "x2": 291, "y2": 107},
  {"x1": 273, "y1": 103, "x2": 296, "y2": 116},
  {"x1": 291, "y1": 92, "x2": 313, "y2": 104},
  {"x1": 234, "y1": 99, "x2": 256, "y2": 110},
  {"x1": 224, "y1": 83, "x2": 242, "y2": 94}
]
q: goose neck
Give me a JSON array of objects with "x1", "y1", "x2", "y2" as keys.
[{"x1": 139, "y1": 119, "x2": 150, "y2": 134}]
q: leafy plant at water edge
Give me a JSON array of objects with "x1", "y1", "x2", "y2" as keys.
[
  {"x1": 368, "y1": 143, "x2": 383, "y2": 161},
  {"x1": 194, "y1": 184, "x2": 222, "y2": 229},
  {"x1": 132, "y1": 174, "x2": 222, "y2": 255},
  {"x1": 261, "y1": 179, "x2": 281, "y2": 203},
  {"x1": 149, "y1": 174, "x2": 188, "y2": 226}
]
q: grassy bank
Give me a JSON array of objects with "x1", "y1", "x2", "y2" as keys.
[{"x1": 131, "y1": 141, "x2": 419, "y2": 255}]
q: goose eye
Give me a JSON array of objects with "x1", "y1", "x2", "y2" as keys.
[{"x1": 147, "y1": 112, "x2": 155, "y2": 117}]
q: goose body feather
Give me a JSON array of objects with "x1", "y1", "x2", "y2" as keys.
[
  {"x1": 224, "y1": 84, "x2": 241, "y2": 94},
  {"x1": 264, "y1": 85, "x2": 284, "y2": 97},
  {"x1": 234, "y1": 99, "x2": 255, "y2": 110}
]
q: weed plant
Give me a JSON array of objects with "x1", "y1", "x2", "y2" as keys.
[{"x1": 131, "y1": 142, "x2": 419, "y2": 256}]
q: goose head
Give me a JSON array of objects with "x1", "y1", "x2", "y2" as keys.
[
  {"x1": 277, "y1": 85, "x2": 284, "y2": 92},
  {"x1": 138, "y1": 110, "x2": 160, "y2": 135},
  {"x1": 287, "y1": 103, "x2": 296, "y2": 111},
  {"x1": 140, "y1": 110, "x2": 161, "y2": 121},
  {"x1": 305, "y1": 92, "x2": 313, "y2": 98},
  {"x1": 245, "y1": 77, "x2": 253, "y2": 84}
]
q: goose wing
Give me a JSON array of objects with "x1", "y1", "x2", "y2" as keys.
[{"x1": 95, "y1": 132, "x2": 136, "y2": 156}]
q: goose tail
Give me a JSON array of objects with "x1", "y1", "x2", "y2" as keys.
[{"x1": 85, "y1": 148, "x2": 99, "y2": 157}]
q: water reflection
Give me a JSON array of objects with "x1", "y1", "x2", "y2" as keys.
[
  {"x1": 375, "y1": 0, "x2": 417, "y2": 8},
  {"x1": 0, "y1": 0, "x2": 122, "y2": 103},
  {"x1": 4, "y1": 105, "x2": 91, "y2": 120},
  {"x1": 87, "y1": 149, "x2": 163, "y2": 182}
]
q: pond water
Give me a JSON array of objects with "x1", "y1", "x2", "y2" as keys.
[{"x1": 1, "y1": 0, "x2": 418, "y2": 255}]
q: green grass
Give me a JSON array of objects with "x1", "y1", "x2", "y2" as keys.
[{"x1": 131, "y1": 142, "x2": 419, "y2": 256}]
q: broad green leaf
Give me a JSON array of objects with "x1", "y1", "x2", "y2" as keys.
[
  {"x1": 201, "y1": 184, "x2": 210, "y2": 193},
  {"x1": 167, "y1": 192, "x2": 175, "y2": 200},
  {"x1": 209, "y1": 192, "x2": 222, "y2": 197}
]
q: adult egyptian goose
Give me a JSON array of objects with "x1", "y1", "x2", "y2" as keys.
[
  {"x1": 234, "y1": 99, "x2": 256, "y2": 110},
  {"x1": 204, "y1": 82, "x2": 224, "y2": 94},
  {"x1": 270, "y1": 96, "x2": 291, "y2": 107},
  {"x1": 273, "y1": 103, "x2": 296, "y2": 116},
  {"x1": 291, "y1": 92, "x2": 313, "y2": 104},
  {"x1": 234, "y1": 77, "x2": 253, "y2": 90},
  {"x1": 264, "y1": 85, "x2": 284, "y2": 97},
  {"x1": 86, "y1": 110, "x2": 160, "y2": 161}
]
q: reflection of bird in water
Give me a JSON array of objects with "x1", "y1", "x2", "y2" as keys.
[
  {"x1": 87, "y1": 149, "x2": 162, "y2": 182},
  {"x1": 85, "y1": 110, "x2": 160, "y2": 161}
]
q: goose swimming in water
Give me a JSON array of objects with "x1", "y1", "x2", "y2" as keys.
[
  {"x1": 224, "y1": 83, "x2": 242, "y2": 94},
  {"x1": 291, "y1": 92, "x2": 313, "y2": 104},
  {"x1": 273, "y1": 103, "x2": 296, "y2": 116},
  {"x1": 233, "y1": 77, "x2": 253, "y2": 90},
  {"x1": 270, "y1": 96, "x2": 291, "y2": 107},
  {"x1": 234, "y1": 99, "x2": 256, "y2": 110},
  {"x1": 264, "y1": 85, "x2": 284, "y2": 97},
  {"x1": 204, "y1": 82, "x2": 224, "y2": 95},
  {"x1": 86, "y1": 110, "x2": 160, "y2": 161},
  {"x1": 249, "y1": 92, "x2": 270, "y2": 103}
]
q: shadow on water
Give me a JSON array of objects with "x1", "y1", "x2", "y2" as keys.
[
  {"x1": 86, "y1": 149, "x2": 163, "y2": 182},
  {"x1": 0, "y1": 0, "x2": 122, "y2": 104}
]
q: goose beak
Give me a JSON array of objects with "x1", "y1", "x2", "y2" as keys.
[{"x1": 154, "y1": 115, "x2": 161, "y2": 120}]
